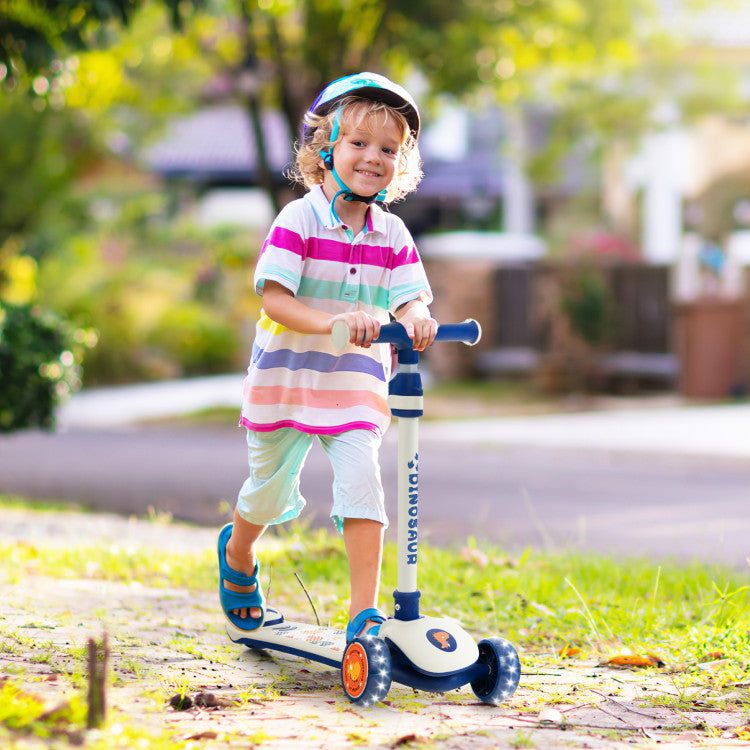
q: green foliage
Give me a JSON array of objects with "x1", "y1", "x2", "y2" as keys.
[
  {"x1": 35, "y1": 199, "x2": 260, "y2": 385},
  {"x1": 146, "y1": 302, "x2": 240, "y2": 376},
  {"x1": 0, "y1": 536, "x2": 216, "y2": 590},
  {"x1": 560, "y1": 269, "x2": 616, "y2": 347},
  {"x1": 0, "y1": 89, "x2": 96, "y2": 248},
  {"x1": 0, "y1": 302, "x2": 90, "y2": 432},
  {"x1": 0, "y1": 0, "x2": 203, "y2": 80},
  {"x1": 239, "y1": 0, "x2": 652, "y2": 114},
  {"x1": 0, "y1": 676, "x2": 87, "y2": 738}
]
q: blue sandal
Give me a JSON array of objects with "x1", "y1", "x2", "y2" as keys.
[
  {"x1": 218, "y1": 523, "x2": 265, "y2": 632},
  {"x1": 346, "y1": 607, "x2": 387, "y2": 642}
]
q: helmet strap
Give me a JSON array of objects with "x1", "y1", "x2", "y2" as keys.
[{"x1": 318, "y1": 109, "x2": 386, "y2": 225}]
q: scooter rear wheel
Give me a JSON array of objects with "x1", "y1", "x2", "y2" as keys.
[
  {"x1": 470, "y1": 636, "x2": 521, "y2": 704},
  {"x1": 341, "y1": 635, "x2": 392, "y2": 706}
]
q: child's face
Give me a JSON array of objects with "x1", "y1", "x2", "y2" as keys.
[{"x1": 323, "y1": 110, "x2": 403, "y2": 199}]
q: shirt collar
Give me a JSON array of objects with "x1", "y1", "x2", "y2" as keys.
[{"x1": 305, "y1": 184, "x2": 387, "y2": 236}]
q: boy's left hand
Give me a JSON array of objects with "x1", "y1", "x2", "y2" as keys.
[{"x1": 397, "y1": 303, "x2": 437, "y2": 351}]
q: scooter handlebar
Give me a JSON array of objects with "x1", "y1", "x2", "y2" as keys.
[
  {"x1": 331, "y1": 318, "x2": 481, "y2": 350},
  {"x1": 431, "y1": 319, "x2": 482, "y2": 346}
]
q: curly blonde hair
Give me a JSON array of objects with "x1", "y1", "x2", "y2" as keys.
[{"x1": 290, "y1": 97, "x2": 423, "y2": 203}]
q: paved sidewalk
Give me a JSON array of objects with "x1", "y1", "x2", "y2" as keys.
[
  {"x1": 421, "y1": 402, "x2": 750, "y2": 458},
  {"x1": 58, "y1": 374, "x2": 245, "y2": 428}
]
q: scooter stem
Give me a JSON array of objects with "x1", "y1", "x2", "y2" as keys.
[
  {"x1": 370, "y1": 319, "x2": 481, "y2": 622},
  {"x1": 395, "y1": 373, "x2": 421, "y2": 594}
]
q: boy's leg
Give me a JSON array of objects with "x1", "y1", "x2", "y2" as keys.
[
  {"x1": 225, "y1": 427, "x2": 312, "y2": 623},
  {"x1": 343, "y1": 517, "x2": 384, "y2": 631},
  {"x1": 321, "y1": 429, "x2": 388, "y2": 632},
  {"x1": 224, "y1": 509, "x2": 266, "y2": 621}
]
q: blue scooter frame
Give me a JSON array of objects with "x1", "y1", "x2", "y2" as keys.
[{"x1": 226, "y1": 319, "x2": 521, "y2": 706}]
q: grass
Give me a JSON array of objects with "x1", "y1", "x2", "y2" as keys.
[
  {"x1": 0, "y1": 494, "x2": 86, "y2": 513},
  {"x1": 3, "y1": 509, "x2": 750, "y2": 671},
  {"x1": 0, "y1": 676, "x2": 87, "y2": 739},
  {"x1": 0, "y1": 538, "x2": 216, "y2": 590},
  {"x1": 0, "y1": 673, "x2": 199, "y2": 749}
]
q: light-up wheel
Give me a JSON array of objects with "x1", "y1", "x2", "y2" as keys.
[
  {"x1": 470, "y1": 636, "x2": 521, "y2": 704},
  {"x1": 341, "y1": 635, "x2": 392, "y2": 706}
]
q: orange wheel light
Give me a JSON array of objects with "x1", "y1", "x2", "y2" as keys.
[{"x1": 342, "y1": 642, "x2": 368, "y2": 698}]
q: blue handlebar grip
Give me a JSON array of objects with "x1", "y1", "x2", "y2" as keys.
[
  {"x1": 434, "y1": 319, "x2": 482, "y2": 346},
  {"x1": 373, "y1": 319, "x2": 481, "y2": 349}
]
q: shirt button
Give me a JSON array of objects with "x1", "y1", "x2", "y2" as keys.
[{"x1": 350, "y1": 267, "x2": 356, "y2": 274}]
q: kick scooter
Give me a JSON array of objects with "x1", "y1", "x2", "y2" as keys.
[{"x1": 225, "y1": 319, "x2": 521, "y2": 706}]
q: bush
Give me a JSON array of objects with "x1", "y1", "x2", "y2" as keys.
[
  {"x1": 560, "y1": 268, "x2": 616, "y2": 347},
  {"x1": 35, "y1": 224, "x2": 261, "y2": 384},
  {"x1": 0, "y1": 302, "x2": 90, "y2": 432},
  {"x1": 146, "y1": 302, "x2": 241, "y2": 376}
]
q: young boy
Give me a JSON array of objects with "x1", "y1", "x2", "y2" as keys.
[{"x1": 218, "y1": 72, "x2": 436, "y2": 641}]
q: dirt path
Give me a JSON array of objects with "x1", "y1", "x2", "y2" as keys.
[{"x1": 1, "y1": 509, "x2": 748, "y2": 749}]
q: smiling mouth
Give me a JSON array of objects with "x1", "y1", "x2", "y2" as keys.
[{"x1": 356, "y1": 169, "x2": 381, "y2": 177}]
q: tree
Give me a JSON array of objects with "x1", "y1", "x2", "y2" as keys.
[
  {"x1": 0, "y1": 0, "x2": 207, "y2": 430},
  {"x1": 0, "y1": 92, "x2": 94, "y2": 251},
  {"x1": 177, "y1": 0, "x2": 656, "y2": 210},
  {"x1": 0, "y1": 0, "x2": 199, "y2": 79}
]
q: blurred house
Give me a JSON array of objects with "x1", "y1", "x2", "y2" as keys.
[
  {"x1": 143, "y1": 105, "x2": 291, "y2": 231},
  {"x1": 142, "y1": 101, "x2": 584, "y2": 244},
  {"x1": 608, "y1": 1, "x2": 750, "y2": 266}
]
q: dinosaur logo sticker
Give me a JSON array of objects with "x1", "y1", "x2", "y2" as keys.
[{"x1": 426, "y1": 629, "x2": 457, "y2": 652}]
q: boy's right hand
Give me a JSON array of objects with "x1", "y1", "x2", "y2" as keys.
[{"x1": 330, "y1": 311, "x2": 381, "y2": 349}]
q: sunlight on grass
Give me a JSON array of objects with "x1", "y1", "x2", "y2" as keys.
[
  {"x1": 3, "y1": 516, "x2": 750, "y2": 672},
  {"x1": 0, "y1": 677, "x2": 87, "y2": 737},
  {"x1": 0, "y1": 494, "x2": 84, "y2": 513}
]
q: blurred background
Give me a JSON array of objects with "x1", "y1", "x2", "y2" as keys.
[{"x1": 3, "y1": 0, "x2": 750, "y2": 433}]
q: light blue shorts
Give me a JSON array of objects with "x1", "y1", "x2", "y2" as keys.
[{"x1": 236, "y1": 428, "x2": 388, "y2": 534}]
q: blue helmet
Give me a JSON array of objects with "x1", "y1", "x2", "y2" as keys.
[{"x1": 304, "y1": 72, "x2": 421, "y2": 142}]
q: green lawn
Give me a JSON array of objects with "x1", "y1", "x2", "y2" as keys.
[{"x1": 3, "y1": 498, "x2": 749, "y2": 676}]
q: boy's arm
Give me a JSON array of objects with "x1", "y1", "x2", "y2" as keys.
[
  {"x1": 262, "y1": 281, "x2": 381, "y2": 347},
  {"x1": 395, "y1": 299, "x2": 438, "y2": 351}
]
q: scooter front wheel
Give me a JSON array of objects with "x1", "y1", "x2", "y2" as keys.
[
  {"x1": 341, "y1": 635, "x2": 392, "y2": 706},
  {"x1": 470, "y1": 636, "x2": 521, "y2": 704}
]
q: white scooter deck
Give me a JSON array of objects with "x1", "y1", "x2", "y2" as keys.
[{"x1": 226, "y1": 610, "x2": 346, "y2": 668}]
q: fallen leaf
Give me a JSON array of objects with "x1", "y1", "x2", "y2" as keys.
[
  {"x1": 603, "y1": 654, "x2": 664, "y2": 668},
  {"x1": 460, "y1": 547, "x2": 488, "y2": 568},
  {"x1": 182, "y1": 731, "x2": 218, "y2": 740},
  {"x1": 559, "y1": 647, "x2": 582, "y2": 658},
  {"x1": 392, "y1": 735, "x2": 418, "y2": 747},
  {"x1": 723, "y1": 725, "x2": 750, "y2": 740},
  {"x1": 194, "y1": 692, "x2": 236, "y2": 708},
  {"x1": 698, "y1": 651, "x2": 725, "y2": 662}
]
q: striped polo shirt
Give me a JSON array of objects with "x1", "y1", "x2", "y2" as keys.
[{"x1": 240, "y1": 185, "x2": 432, "y2": 436}]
